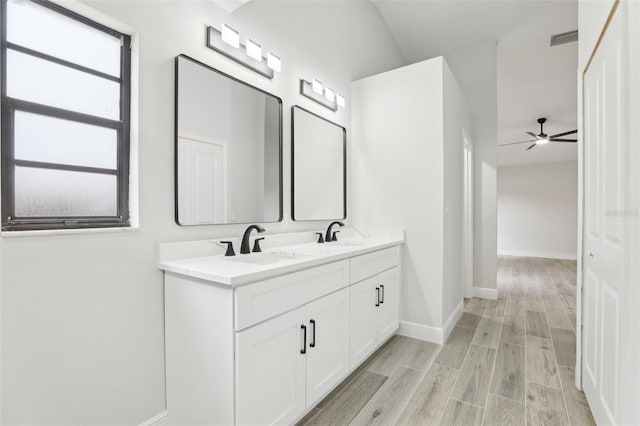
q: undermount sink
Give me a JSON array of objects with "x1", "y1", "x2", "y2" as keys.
[
  {"x1": 330, "y1": 240, "x2": 367, "y2": 247},
  {"x1": 230, "y1": 251, "x2": 307, "y2": 265}
]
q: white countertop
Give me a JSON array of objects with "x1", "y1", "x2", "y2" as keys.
[{"x1": 157, "y1": 231, "x2": 404, "y2": 287}]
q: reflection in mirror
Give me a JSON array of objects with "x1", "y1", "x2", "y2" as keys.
[
  {"x1": 175, "y1": 55, "x2": 282, "y2": 225},
  {"x1": 292, "y1": 106, "x2": 346, "y2": 221}
]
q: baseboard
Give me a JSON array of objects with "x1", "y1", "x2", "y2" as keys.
[
  {"x1": 398, "y1": 320, "x2": 444, "y2": 344},
  {"x1": 498, "y1": 250, "x2": 577, "y2": 260},
  {"x1": 139, "y1": 411, "x2": 168, "y2": 426},
  {"x1": 473, "y1": 287, "x2": 498, "y2": 300},
  {"x1": 442, "y1": 300, "x2": 463, "y2": 341},
  {"x1": 398, "y1": 300, "x2": 463, "y2": 345}
]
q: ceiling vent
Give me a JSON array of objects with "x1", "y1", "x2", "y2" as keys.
[{"x1": 550, "y1": 30, "x2": 578, "y2": 47}]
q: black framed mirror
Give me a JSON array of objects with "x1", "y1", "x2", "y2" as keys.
[
  {"x1": 175, "y1": 55, "x2": 283, "y2": 225},
  {"x1": 291, "y1": 106, "x2": 346, "y2": 221}
]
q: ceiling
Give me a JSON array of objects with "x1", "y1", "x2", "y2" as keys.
[
  {"x1": 495, "y1": 1, "x2": 578, "y2": 165},
  {"x1": 231, "y1": 0, "x2": 578, "y2": 165},
  {"x1": 368, "y1": 0, "x2": 578, "y2": 166}
]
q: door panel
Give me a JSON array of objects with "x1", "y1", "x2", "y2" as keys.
[
  {"x1": 236, "y1": 307, "x2": 306, "y2": 425},
  {"x1": 583, "y1": 270, "x2": 598, "y2": 385},
  {"x1": 305, "y1": 288, "x2": 350, "y2": 406},
  {"x1": 600, "y1": 281, "x2": 620, "y2": 420},
  {"x1": 377, "y1": 267, "x2": 400, "y2": 342},
  {"x1": 349, "y1": 276, "x2": 379, "y2": 369}
]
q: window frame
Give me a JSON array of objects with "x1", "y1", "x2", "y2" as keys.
[{"x1": 0, "y1": 0, "x2": 131, "y2": 231}]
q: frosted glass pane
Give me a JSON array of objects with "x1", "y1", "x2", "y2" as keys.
[
  {"x1": 15, "y1": 166, "x2": 117, "y2": 217},
  {"x1": 7, "y1": 49, "x2": 120, "y2": 120},
  {"x1": 6, "y1": 0, "x2": 121, "y2": 76},
  {"x1": 15, "y1": 111, "x2": 117, "y2": 169}
]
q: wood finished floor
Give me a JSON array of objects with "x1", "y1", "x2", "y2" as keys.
[{"x1": 298, "y1": 256, "x2": 595, "y2": 426}]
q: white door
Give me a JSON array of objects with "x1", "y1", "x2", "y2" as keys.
[
  {"x1": 582, "y1": 4, "x2": 628, "y2": 424},
  {"x1": 463, "y1": 133, "x2": 474, "y2": 299},
  {"x1": 192, "y1": 141, "x2": 224, "y2": 224},
  {"x1": 349, "y1": 276, "x2": 379, "y2": 369},
  {"x1": 377, "y1": 267, "x2": 400, "y2": 342},
  {"x1": 236, "y1": 307, "x2": 306, "y2": 425},
  {"x1": 177, "y1": 136, "x2": 226, "y2": 224},
  {"x1": 305, "y1": 288, "x2": 350, "y2": 406}
]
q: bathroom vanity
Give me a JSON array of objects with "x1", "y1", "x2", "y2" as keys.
[{"x1": 157, "y1": 230, "x2": 403, "y2": 425}]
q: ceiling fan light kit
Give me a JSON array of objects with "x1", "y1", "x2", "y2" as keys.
[{"x1": 500, "y1": 117, "x2": 578, "y2": 151}]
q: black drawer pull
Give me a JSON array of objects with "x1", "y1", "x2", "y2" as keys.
[
  {"x1": 310, "y1": 319, "x2": 316, "y2": 348},
  {"x1": 380, "y1": 285, "x2": 385, "y2": 304},
  {"x1": 301, "y1": 325, "x2": 307, "y2": 354},
  {"x1": 375, "y1": 287, "x2": 380, "y2": 307}
]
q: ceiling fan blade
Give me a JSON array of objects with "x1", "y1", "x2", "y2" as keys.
[
  {"x1": 499, "y1": 140, "x2": 536, "y2": 146},
  {"x1": 550, "y1": 139, "x2": 578, "y2": 142},
  {"x1": 526, "y1": 132, "x2": 538, "y2": 139},
  {"x1": 526, "y1": 143, "x2": 537, "y2": 150},
  {"x1": 549, "y1": 129, "x2": 577, "y2": 138}
]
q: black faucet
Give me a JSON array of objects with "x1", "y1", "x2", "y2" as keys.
[
  {"x1": 325, "y1": 221, "x2": 344, "y2": 242},
  {"x1": 240, "y1": 224, "x2": 265, "y2": 254}
]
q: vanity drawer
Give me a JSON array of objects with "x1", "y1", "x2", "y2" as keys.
[
  {"x1": 350, "y1": 247, "x2": 399, "y2": 283},
  {"x1": 234, "y1": 260, "x2": 350, "y2": 330}
]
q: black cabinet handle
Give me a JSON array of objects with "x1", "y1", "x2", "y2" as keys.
[
  {"x1": 300, "y1": 325, "x2": 307, "y2": 354},
  {"x1": 380, "y1": 285, "x2": 385, "y2": 304},
  {"x1": 375, "y1": 287, "x2": 380, "y2": 307},
  {"x1": 310, "y1": 319, "x2": 316, "y2": 348}
]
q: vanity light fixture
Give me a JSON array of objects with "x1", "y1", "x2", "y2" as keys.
[
  {"x1": 300, "y1": 78, "x2": 345, "y2": 112},
  {"x1": 221, "y1": 24, "x2": 240, "y2": 48},
  {"x1": 324, "y1": 87, "x2": 335, "y2": 102},
  {"x1": 206, "y1": 25, "x2": 280, "y2": 79},
  {"x1": 245, "y1": 39, "x2": 262, "y2": 62},
  {"x1": 267, "y1": 53, "x2": 281, "y2": 72}
]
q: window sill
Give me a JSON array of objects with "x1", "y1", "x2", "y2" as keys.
[{"x1": 1, "y1": 226, "x2": 139, "y2": 238}]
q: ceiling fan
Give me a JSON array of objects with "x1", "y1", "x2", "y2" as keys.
[{"x1": 500, "y1": 118, "x2": 577, "y2": 150}]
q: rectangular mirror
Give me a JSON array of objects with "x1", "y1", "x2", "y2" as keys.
[
  {"x1": 175, "y1": 55, "x2": 282, "y2": 225},
  {"x1": 292, "y1": 106, "x2": 346, "y2": 221}
]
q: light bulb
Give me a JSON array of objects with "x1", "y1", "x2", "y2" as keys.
[
  {"x1": 336, "y1": 94, "x2": 345, "y2": 108},
  {"x1": 325, "y1": 87, "x2": 335, "y2": 101},
  {"x1": 267, "y1": 53, "x2": 281, "y2": 72},
  {"x1": 246, "y1": 39, "x2": 262, "y2": 61},
  {"x1": 312, "y1": 79, "x2": 323, "y2": 94},
  {"x1": 221, "y1": 24, "x2": 239, "y2": 49}
]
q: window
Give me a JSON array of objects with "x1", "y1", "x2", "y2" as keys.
[{"x1": 1, "y1": 0, "x2": 131, "y2": 231}]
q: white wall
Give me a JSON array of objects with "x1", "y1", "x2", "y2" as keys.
[
  {"x1": 0, "y1": 1, "x2": 405, "y2": 424},
  {"x1": 352, "y1": 56, "x2": 472, "y2": 333},
  {"x1": 352, "y1": 58, "x2": 445, "y2": 329},
  {"x1": 443, "y1": 41, "x2": 498, "y2": 293},
  {"x1": 498, "y1": 161, "x2": 578, "y2": 259},
  {"x1": 578, "y1": 0, "x2": 616, "y2": 73},
  {"x1": 442, "y1": 62, "x2": 473, "y2": 324}
]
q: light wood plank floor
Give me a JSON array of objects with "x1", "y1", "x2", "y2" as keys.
[{"x1": 299, "y1": 256, "x2": 595, "y2": 426}]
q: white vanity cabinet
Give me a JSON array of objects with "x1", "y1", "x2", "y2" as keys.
[
  {"x1": 161, "y1": 241, "x2": 401, "y2": 426},
  {"x1": 349, "y1": 260, "x2": 400, "y2": 369},
  {"x1": 236, "y1": 288, "x2": 350, "y2": 425}
]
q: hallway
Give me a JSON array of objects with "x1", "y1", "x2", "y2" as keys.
[{"x1": 299, "y1": 256, "x2": 594, "y2": 425}]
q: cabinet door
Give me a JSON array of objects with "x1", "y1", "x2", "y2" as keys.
[
  {"x1": 349, "y1": 276, "x2": 380, "y2": 369},
  {"x1": 305, "y1": 288, "x2": 350, "y2": 406},
  {"x1": 236, "y1": 307, "x2": 306, "y2": 425},
  {"x1": 377, "y1": 267, "x2": 400, "y2": 342}
]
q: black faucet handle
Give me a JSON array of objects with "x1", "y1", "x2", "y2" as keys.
[
  {"x1": 331, "y1": 230, "x2": 341, "y2": 242},
  {"x1": 315, "y1": 232, "x2": 325, "y2": 244},
  {"x1": 252, "y1": 237, "x2": 265, "y2": 253},
  {"x1": 220, "y1": 241, "x2": 235, "y2": 256}
]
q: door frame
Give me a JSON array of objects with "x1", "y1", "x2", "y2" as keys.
[{"x1": 463, "y1": 130, "x2": 474, "y2": 299}]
